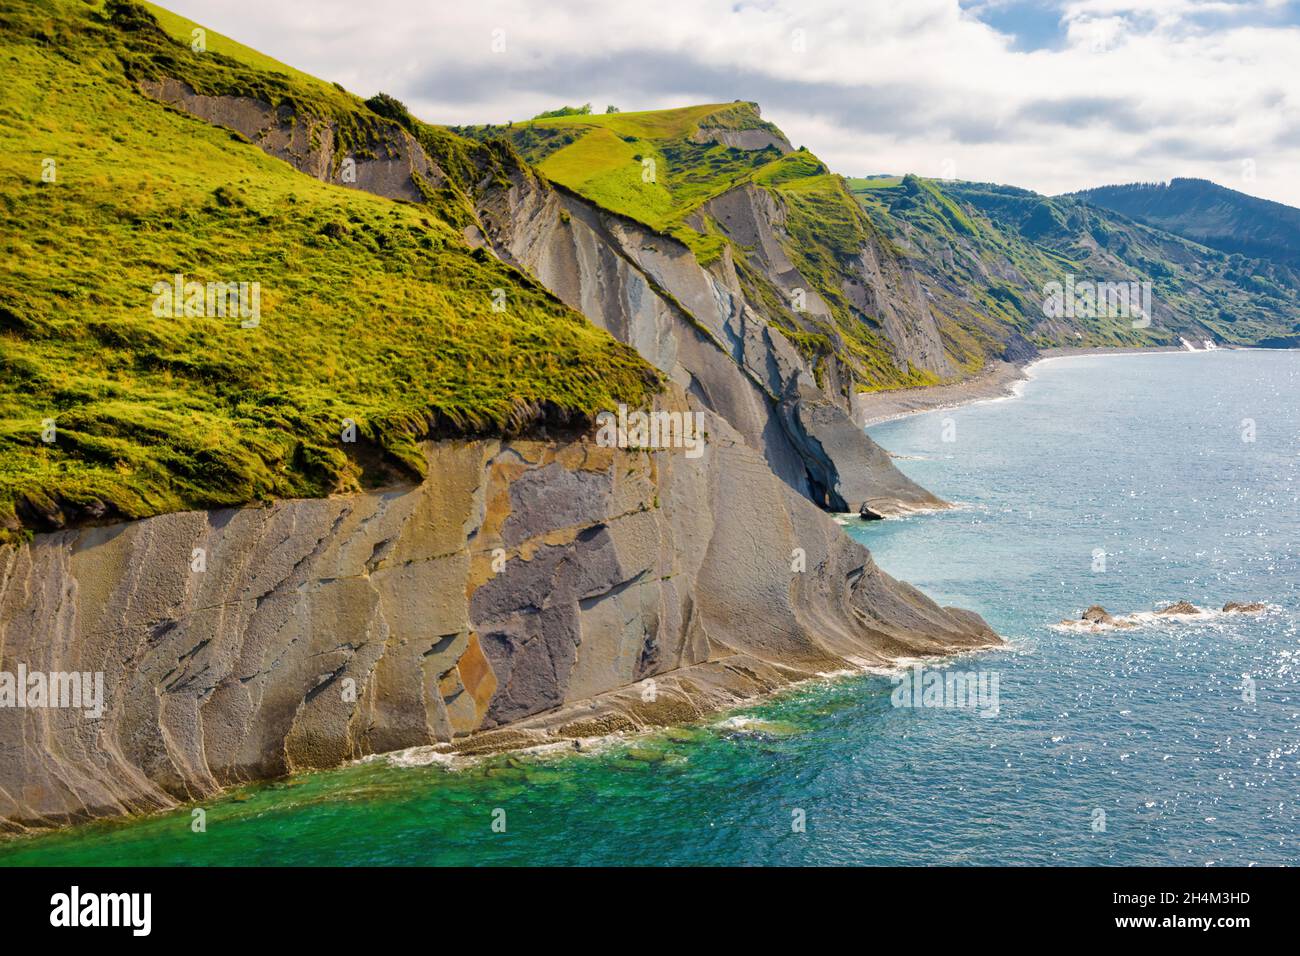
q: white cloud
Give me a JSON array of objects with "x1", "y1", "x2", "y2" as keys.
[{"x1": 163, "y1": 0, "x2": 1300, "y2": 206}]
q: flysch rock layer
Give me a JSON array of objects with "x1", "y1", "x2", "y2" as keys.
[
  {"x1": 482, "y1": 167, "x2": 946, "y2": 517},
  {"x1": 139, "y1": 77, "x2": 442, "y2": 202},
  {"x1": 0, "y1": 407, "x2": 997, "y2": 832},
  {"x1": 690, "y1": 125, "x2": 794, "y2": 154},
  {"x1": 137, "y1": 80, "x2": 944, "y2": 517}
]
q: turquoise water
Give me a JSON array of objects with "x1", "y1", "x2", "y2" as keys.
[{"x1": 3, "y1": 350, "x2": 1297, "y2": 866}]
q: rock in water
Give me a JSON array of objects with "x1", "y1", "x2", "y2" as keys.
[
  {"x1": 1223, "y1": 601, "x2": 1266, "y2": 613},
  {"x1": 1156, "y1": 601, "x2": 1200, "y2": 615},
  {"x1": 1081, "y1": 605, "x2": 1113, "y2": 624}
]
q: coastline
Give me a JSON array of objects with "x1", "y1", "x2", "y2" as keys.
[
  {"x1": 855, "y1": 345, "x2": 1193, "y2": 427},
  {"x1": 7, "y1": 349, "x2": 1291, "y2": 867}
]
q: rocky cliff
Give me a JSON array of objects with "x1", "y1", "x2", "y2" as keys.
[
  {"x1": 481, "y1": 176, "x2": 944, "y2": 516},
  {"x1": 0, "y1": 1, "x2": 1000, "y2": 834},
  {"x1": 136, "y1": 77, "x2": 943, "y2": 517},
  {"x1": 0, "y1": 403, "x2": 995, "y2": 832}
]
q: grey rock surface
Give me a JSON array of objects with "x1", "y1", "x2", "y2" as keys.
[
  {"x1": 0, "y1": 408, "x2": 997, "y2": 831},
  {"x1": 691, "y1": 126, "x2": 793, "y2": 154}
]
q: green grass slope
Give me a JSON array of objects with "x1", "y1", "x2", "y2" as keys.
[
  {"x1": 0, "y1": 0, "x2": 656, "y2": 541},
  {"x1": 853, "y1": 175, "x2": 1300, "y2": 354},
  {"x1": 141, "y1": 0, "x2": 322, "y2": 84},
  {"x1": 459, "y1": 103, "x2": 942, "y2": 391},
  {"x1": 1071, "y1": 178, "x2": 1300, "y2": 268},
  {"x1": 460, "y1": 101, "x2": 790, "y2": 263},
  {"x1": 949, "y1": 181, "x2": 1300, "y2": 345}
]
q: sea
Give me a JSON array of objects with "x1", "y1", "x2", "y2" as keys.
[{"x1": 3, "y1": 349, "x2": 1296, "y2": 866}]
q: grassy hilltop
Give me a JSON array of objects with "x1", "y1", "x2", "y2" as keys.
[
  {"x1": 460, "y1": 103, "x2": 950, "y2": 389},
  {"x1": 470, "y1": 102, "x2": 787, "y2": 262},
  {"x1": 0, "y1": 0, "x2": 656, "y2": 540}
]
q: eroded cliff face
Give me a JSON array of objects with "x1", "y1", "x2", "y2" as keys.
[
  {"x1": 136, "y1": 80, "x2": 943, "y2": 517},
  {"x1": 0, "y1": 408, "x2": 996, "y2": 832},
  {"x1": 139, "y1": 77, "x2": 443, "y2": 202},
  {"x1": 0, "y1": 73, "x2": 1000, "y2": 835},
  {"x1": 478, "y1": 168, "x2": 947, "y2": 516},
  {"x1": 481, "y1": 178, "x2": 935, "y2": 514}
]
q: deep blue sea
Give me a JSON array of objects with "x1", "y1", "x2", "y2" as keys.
[{"x1": 2, "y1": 349, "x2": 1296, "y2": 866}]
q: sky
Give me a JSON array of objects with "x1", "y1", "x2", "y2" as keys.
[{"x1": 165, "y1": 0, "x2": 1300, "y2": 206}]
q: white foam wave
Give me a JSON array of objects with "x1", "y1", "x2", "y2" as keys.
[{"x1": 368, "y1": 746, "x2": 463, "y2": 770}]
